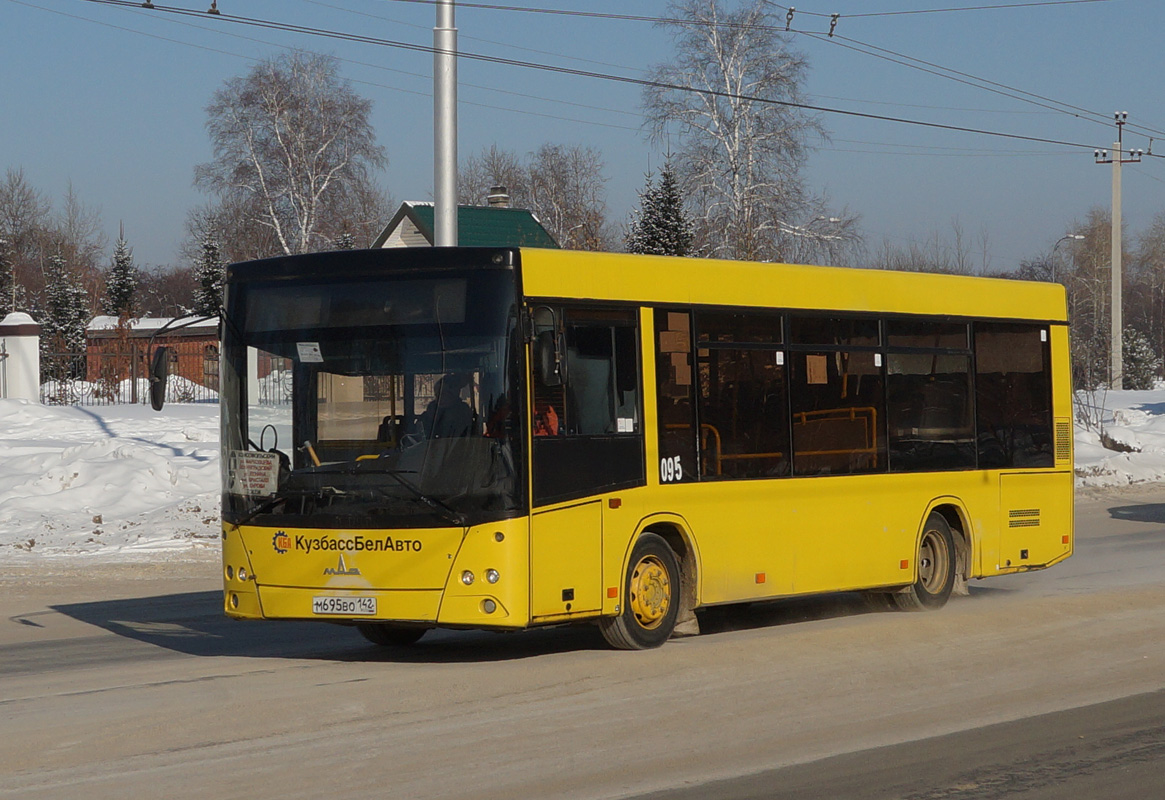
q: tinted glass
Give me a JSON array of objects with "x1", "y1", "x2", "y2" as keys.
[
  {"x1": 790, "y1": 351, "x2": 886, "y2": 476},
  {"x1": 655, "y1": 309, "x2": 698, "y2": 483},
  {"x1": 887, "y1": 320, "x2": 969, "y2": 350},
  {"x1": 697, "y1": 347, "x2": 790, "y2": 479},
  {"x1": 789, "y1": 316, "x2": 879, "y2": 347},
  {"x1": 697, "y1": 312, "x2": 782, "y2": 345},
  {"x1": 887, "y1": 353, "x2": 975, "y2": 471},
  {"x1": 975, "y1": 323, "x2": 1054, "y2": 468}
]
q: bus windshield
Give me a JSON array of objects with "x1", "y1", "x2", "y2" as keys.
[{"x1": 220, "y1": 266, "x2": 525, "y2": 528}]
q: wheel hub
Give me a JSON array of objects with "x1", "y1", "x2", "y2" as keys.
[{"x1": 629, "y1": 555, "x2": 671, "y2": 629}]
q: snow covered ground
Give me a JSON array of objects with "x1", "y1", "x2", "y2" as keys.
[
  {"x1": 0, "y1": 400, "x2": 220, "y2": 561},
  {"x1": 2, "y1": 389, "x2": 1165, "y2": 561}
]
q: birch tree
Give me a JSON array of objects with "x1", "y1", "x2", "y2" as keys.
[
  {"x1": 459, "y1": 143, "x2": 611, "y2": 250},
  {"x1": 195, "y1": 50, "x2": 387, "y2": 257},
  {"x1": 643, "y1": 0, "x2": 826, "y2": 262}
]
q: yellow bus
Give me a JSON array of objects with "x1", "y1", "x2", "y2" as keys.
[{"x1": 212, "y1": 247, "x2": 1073, "y2": 649}]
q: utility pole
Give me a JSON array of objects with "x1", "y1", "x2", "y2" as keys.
[
  {"x1": 1095, "y1": 113, "x2": 1143, "y2": 390},
  {"x1": 434, "y1": 0, "x2": 458, "y2": 246}
]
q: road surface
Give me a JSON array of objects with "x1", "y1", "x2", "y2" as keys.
[{"x1": 1, "y1": 485, "x2": 1163, "y2": 799}]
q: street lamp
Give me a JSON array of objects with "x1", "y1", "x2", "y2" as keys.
[{"x1": 1051, "y1": 234, "x2": 1084, "y2": 283}]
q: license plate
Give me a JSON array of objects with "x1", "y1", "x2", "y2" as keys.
[{"x1": 312, "y1": 596, "x2": 377, "y2": 616}]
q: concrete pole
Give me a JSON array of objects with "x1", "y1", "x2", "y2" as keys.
[
  {"x1": 434, "y1": 0, "x2": 458, "y2": 247},
  {"x1": 1111, "y1": 139, "x2": 1123, "y2": 390}
]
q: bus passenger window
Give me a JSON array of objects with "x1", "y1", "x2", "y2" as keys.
[
  {"x1": 694, "y1": 310, "x2": 789, "y2": 480},
  {"x1": 886, "y1": 353, "x2": 975, "y2": 472},
  {"x1": 975, "y1": 323, "x2": 1053, "y2": 468},
  {"x1": 655, "y1": 309, "x2": 697, "y2": 483},
  {"x1": 790, "y1": 351, "x2": 887, "y2": 476}
]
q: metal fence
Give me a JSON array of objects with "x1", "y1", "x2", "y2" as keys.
[{"x1": 40, "y1": 339, "x2": 220, "y2": 405}]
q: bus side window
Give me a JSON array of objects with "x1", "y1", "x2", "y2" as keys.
[
  {"x1": 975, "y1": 323, "x2": 1054, "y2": 468},
  {"x1": 655, "y1": 309, "x2": 698, "y2": 483},
  {"x1": 531, "y1": 305, "x2": 645, "y2": 505}
]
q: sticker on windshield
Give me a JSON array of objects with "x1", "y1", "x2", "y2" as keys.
[
  {"x1": 296, "y1": 342, "x2": 324, "y2": 363},
  {"x1": 228, "y1": 450, "x2": 279, "y2": 497}
]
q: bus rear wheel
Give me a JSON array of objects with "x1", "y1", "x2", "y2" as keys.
[
  {"x1": 894, "y1": 512, "x2": 956, "y2": 611},
  {"x1": 356, "y1": 623, "x2": 429, "y2": 646},
  {"x1": 600, "y1": 534, "x2": 680, "y2": 650}
]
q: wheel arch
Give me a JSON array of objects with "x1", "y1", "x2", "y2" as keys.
[
  {"x1": 629, "y1": 513, "x2": 701, "y2": 610},
  {"x1": 919, "y1": 497, "x2": 974, "y2": 585}
]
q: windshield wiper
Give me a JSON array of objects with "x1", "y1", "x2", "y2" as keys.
[
  {"x1": 231, "y1": 493, "x2": 290, "y2": 528},
  {"x1": 377, "y1": 470, "x2": 466, "y2": 527},
  {"x1": 229, "y1": 484, "x2": 335, "y2": 528}
]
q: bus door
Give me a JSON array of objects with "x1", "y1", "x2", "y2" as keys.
[{"x1": 528, "y1": 305, "x2": 646, "y2": 619}]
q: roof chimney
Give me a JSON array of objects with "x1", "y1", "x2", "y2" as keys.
[{"x1": 486, "y1": 186, "x2": 511, "y2": 208}]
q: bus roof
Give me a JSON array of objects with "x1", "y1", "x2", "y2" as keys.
[{"x1": 518, "y1": 249, "x2": 1068, "y2": 323}]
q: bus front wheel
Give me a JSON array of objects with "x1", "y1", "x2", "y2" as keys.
[
  {"x1": 894, "y1": 512, "x2": 956, "y2": 611},
  {"x1": 356, "y1": 623, "x2": 429, "y2": 646},
  {"x1": 600, "y1": 534, "x2": 680, "y2": 650}
]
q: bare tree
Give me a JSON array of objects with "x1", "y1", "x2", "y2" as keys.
[
  {"x1": 1058, "y1": 208, "x2": 1121, "y2": 389},
  {"x1": 459, "y1": 143, "x2": 611, "y2": 250},
  {"x1": 776, "y1": 195, "x2": 864, "y2": 267},
  {"x1": 137, "y1": 263, "x2": 197, "y2": 317},
  {"x1": 0, "y1": 167, "x2": 51, "y2": 315},
  {"x1": 45, "y1": 182, "x2": 106, "y2": 315},
  {"x1": 528, "y1": 144, "x2": 610, "y2": 250},
  {"x1": 643, "y1": 0, "x2": 826, "y2": 262},
  {"x1": 459, "y1": 145, "x2": 530, "y2": 207},
  {"x1": 195, "y1": 50, "x2": 388, "y2": 257},
  {"x1": 1127, "y1": 211, "x2": 1165, "y2": 374},
  {"x1": 868, "y1": 220, "x2": 984, "y2": 276}
]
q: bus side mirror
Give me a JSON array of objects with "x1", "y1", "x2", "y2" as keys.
[
  {"x1": 534, "y1": 331, "x2": 565, "y2": 387},
  {"x1": 149, "y1": 346, "x2": 171, "y2": 411}
]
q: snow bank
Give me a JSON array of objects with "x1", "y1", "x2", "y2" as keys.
[
  {"x1": 1074, "y1": 387, "x2": 1165, "y2": 486},
  {"x1": 0, "y1": 399, "x2": 219, "y2": 560}
]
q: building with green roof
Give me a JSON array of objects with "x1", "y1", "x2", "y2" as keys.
[{"x1": 372, "y1": 197, "x2": 559, "y2": 249}]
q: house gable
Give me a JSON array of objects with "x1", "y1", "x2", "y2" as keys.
[{"x1": 372, "y1": 202, "x2": 559, "y2": 249}]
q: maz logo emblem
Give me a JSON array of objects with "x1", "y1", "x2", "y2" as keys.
[{"x1": 323, "y1": 554, "x2": 361, "y2": 576}]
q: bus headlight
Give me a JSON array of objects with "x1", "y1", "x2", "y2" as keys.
[
  {"x1": 482, "y1": 599, "x2": 497, "y2": 614},
  {"x1": 237, "y1": 567, "x2": 248, "y2": 582},
  {"x1": 461, "y1": 570, "x2": 475, "y2": 585},
  {"x1": 485, "y1": 569, "x2": 500, "y2": 584},
  {"x1": 226, "y1": 565, "x2": 234, "y2": 581}
]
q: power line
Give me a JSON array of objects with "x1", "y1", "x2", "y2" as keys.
[
  {"x1": 376, "y1": 0, "x2": 1160, "y2": 142},
  {"x1": 302, "y1": 0, "x2": 640, "y2": 74},
  {"x1": 9, "y1": 0, "x2": 642, "y2": 132},
  {"x1": 819, "y1": 31, "x2": 1165, "y2": 140},
  {"x1": 71, "y1": 0, "x2": 1117, "y2": 154},
  {"x1": 767, "y1": 1, "x2": 1111, "y2": 19}
]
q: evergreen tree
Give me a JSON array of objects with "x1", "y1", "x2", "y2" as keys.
[
  {"x1": 41, "y1": 253, "x2": 91, "y2": 381},
  {"x1": 1123, "y1": 327, "x2": 1161, "y2": 390},
  {"x1": 192, "y1": 234, "x2": 225, "y2": 316},
  {"x1": 626, "y1": 163, "x2": 693, "y2": 256},
  {"x1": 104, "y1": 235, "x2": 138, "y2": 317}
]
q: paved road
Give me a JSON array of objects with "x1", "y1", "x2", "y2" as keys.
[{"x1": 1, "y1": 486, "x2": 1163, "y2": 799}]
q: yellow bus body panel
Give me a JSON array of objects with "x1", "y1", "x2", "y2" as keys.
[
  {"x1": 223, "y1": 518, "x2": 532, "y2": 628},
  {"x1": 518, "y1": 249, "x2": 1067, "y2": 324}
]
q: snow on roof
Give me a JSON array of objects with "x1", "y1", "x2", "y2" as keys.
[{"x1": 87, "y1": 315, "x2": 219, "y2": 332}]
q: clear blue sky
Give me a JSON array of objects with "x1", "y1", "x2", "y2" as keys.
[{"x1": 2, "y1": 0, "x2": 1162, "y2": 271}]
